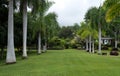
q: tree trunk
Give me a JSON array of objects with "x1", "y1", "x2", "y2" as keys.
[
  {"x1": 6, "y1": 0, "x2": 16, "y2": 63},
  {"x1": 98, "y1": 25, "x2": 101, "y2": 54},
  {"x1": 85, "y1": 38, "x2": 88, "y2": 51},
  {"x1": 89, "y1": 35, "x2": 92, "y2": 53},
  {"x1": 38, "y1": 32, "x2": 42, "y2": 54},
  {"x1": 115, "y1": 40, "x2": 118, "y2": 48},
  {"x1": 45, "y1": 42, "x2": 47, "y2": 52},
  {"x1": 115, "y1": 32, "x2": 117, "y2": 48},
  {"x1": 43, "y1": 45, "x2": 46, "y2": 53},
  {"x1": 1, "y1": 47, "x2": 4, "y2": 59},
  {"x1": 22, "y1": 0, "x2": 28, "y2": 58},
  {"x1": 43, "y1": 42, "x2": 47, "y2": 52},
  {"x1": 92, "y1": 40, "x2": 95, "y2": 53}
]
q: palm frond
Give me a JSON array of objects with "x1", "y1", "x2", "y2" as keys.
[{"x1": 106, "y1": 3, "x2": 120, "y2": 22}]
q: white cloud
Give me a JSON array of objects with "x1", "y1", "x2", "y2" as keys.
[{"x1": 48, "y1": 0, "x2": 105, "y2": 26}]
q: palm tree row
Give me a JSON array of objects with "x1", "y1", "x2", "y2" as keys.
[
  {"x1": 6, "y1": 0, "x2": 58, "y2": 64},
  {"x1": 77, "y1": 0, "x2": 120, "y2": 54}
]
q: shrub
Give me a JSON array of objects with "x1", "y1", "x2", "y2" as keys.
[
  {"x1": 48, "y1": 37, "x2": 65, "y2": 50},
  {"x1": 110, "y1": 48, "x2": 119, "y2": 56}
]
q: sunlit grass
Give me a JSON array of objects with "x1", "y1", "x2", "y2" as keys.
[{"x1": 0, "y1": 49, "x2": 120, "y2": 76}]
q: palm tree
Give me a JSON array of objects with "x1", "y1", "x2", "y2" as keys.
[
  {"x1": 6, "y1": 0, "x2": 16, "y2": 63},
  {"x1": 77, "y1": 22, "x2": 89, "y2": 51},
  {"x1": 104, "y1": 0, "x2": 120, "y2": 22},
  {"x1": 78, "y1": 22, "x2": 98, "y2": 53},
  {"x1": 22, "y1": 0, "x2": 28, "y2": 58},
  {"x1": 85, "y1": 7, "x2": 100, "y2": 53},
  {"x1": 31, "y1": 0, "x2": 53, "y2": 54},
  {"x1": 20, "y1": 0, "x2": 40, "y2": 58}
]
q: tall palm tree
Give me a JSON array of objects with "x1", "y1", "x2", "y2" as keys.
[
  {"x1": 32, "y1": 0, "x2": 53, "y2": 54},
  {"x1": 22, "y1": 0, "x2": 28, "y2": 58},
  {"x1": 20, "y1": 0, "x2": 40, "y2": 58},
  {"x1": 85, "y1": 7, "x2": 100, "y2": 53},
  {"x1": 6, "y1": 0, "x2": 16, "y2": 63}
]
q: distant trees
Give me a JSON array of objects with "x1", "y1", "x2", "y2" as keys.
[{"x1": 0, "y1": 0, "x2": 8, "y2": 59}]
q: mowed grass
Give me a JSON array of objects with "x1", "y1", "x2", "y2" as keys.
[{"x1": 0, "y1": 49, "x2": 120, "y2": 76}]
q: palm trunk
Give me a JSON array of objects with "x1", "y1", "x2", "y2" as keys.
[
  {"x1": 85, "y1": 38, "x2": 88, "y2": 51},
  {"x1": 43, "y1": 45, "x2": 46, "y2": 53},
  {"x1": 115, "y1": 32, "x2": 117, "y2": 48},
  {"x1": 45, "y1": 42, "x2": 47, "y2": 52},
  {"x1": 98, "y1": 25, "x2": 101, "y2": 54},
  {"x1": 92, "y1": 40, "x2": 95, "y2": 53},
  {"x1": 115, "y1": 40, "x2": 118, "y2": 48},
  {"x1": 22, "y1": 0, "x2": 28, "y2": 58},
  {"x1": 38, "y1": 32, "x2": 42, "y2": 54},
  {"x1": 43, "y1": 42, "x2": 47, "y2": 52},
  {"x1": 89, "y1": 35, "x2": 92, "y2": 53},
  {"x1": 1, "y1": 47, "x2": 4, "y2": 59},
  {"x1": 6, "y1": 0, "x2": 16, "y2": 63}
]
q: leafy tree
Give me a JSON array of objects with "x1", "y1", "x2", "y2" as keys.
[
  {"x1": 59, "y1": 26, "x2": 74, "y2": 39},
  {"x1": 45, "y1": 12, "x2": 60, "y2": 40}
]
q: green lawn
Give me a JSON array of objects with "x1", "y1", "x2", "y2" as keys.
[{"x1": 0, "y1": 49, "x2": 120, "y2": 76}]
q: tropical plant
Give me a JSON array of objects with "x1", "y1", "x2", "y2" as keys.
[
  {"x1": 31, "y1": 0, "x2": 54, "y2": 54},
  {"x1": 19, "y1": 0, "x2": 42, "y2": 58},
  {"x1": 77, "y1": 22, "x2": 98, "y2": 53}
]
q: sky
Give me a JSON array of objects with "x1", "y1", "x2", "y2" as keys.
[{"x1": 48, "y1": 0, "x2": 105, "y2": 26}]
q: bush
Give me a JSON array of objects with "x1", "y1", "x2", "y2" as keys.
[
  {"x1": 112, "y1": 48, "x2": 119, "y2": 51},
  {"x1": 110, "y1": 51, "x2": 119, "y2": 56},
  {"x1": 48, "y1": 37, "x2": 65, "y2": 50},
  {"x1": 110, "y1": 48, "x2": 119, "y2": 56},
  {"x1": 102, "y1": 46, "x2": 108, "y2": 50}
]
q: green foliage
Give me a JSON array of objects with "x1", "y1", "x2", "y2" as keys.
[
  {"x1": 0, "y1": 0, "x2": 8, "y2": 47},
  {"x1": 45, "y1": 12, "x2": 60, "y2": 40},
  {"x1": 48, "y1": 37, "x2": 65, "y2": 49},
  {"x1": 77, "y1": 22, "x2": 98, "y2": 40},
  {"x1": 59, "y1": 26, "x2": 74, "y2": 39},
  {"x1": 103, "y1": 0, "x2": 120, "y2": 22}
]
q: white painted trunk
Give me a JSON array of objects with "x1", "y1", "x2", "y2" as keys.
[
  {"x1": 6, "y1": 0, "x2": 16, "y2": 63},
  {"x1": 92, "y1": 40, "x2": 95, "y2": 53},
  {"x1": 43, "y1": 46, "x2": 46, "y2": 53},
  {"x1": 115, "y1": 40, "x2": 118, "y2": 48},
  {"x1": 98, "y1": 25, "x2": 101, "y2": 54},
  {"x1": 38, "y1": 33, "x2": 41, "y2": 54},
  {"x1": 89, "y1": 35, "x2": 92, "y2": 53},
  {"x1": 45, "y1": 42, "x2": 47, "y2": 52},
  {"x1": 85, "y1": 38, "x2": 88, "y2": 51},
  {"x1": 22, "y1": 1, "x2": 27, "y2": 58},
  {"x1": 115, "y1": 32, "x2": 117, "y2": 48},
  {"x1": 43, "y1": 42, "x2": 47, "y2": 52}
]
